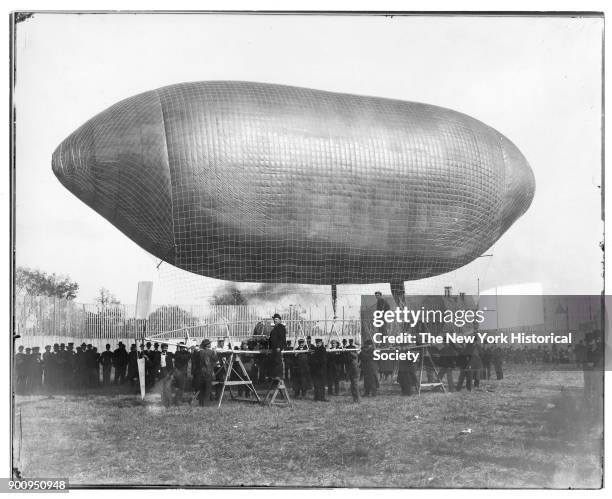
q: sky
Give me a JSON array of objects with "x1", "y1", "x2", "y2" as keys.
[{"x1": 14, "y1": 13, "x2": 604, "y2": 309}]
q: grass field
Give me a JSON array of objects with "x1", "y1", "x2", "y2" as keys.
[{"x1": 12, "y1": 367, "x2": 603, "y2": 488}]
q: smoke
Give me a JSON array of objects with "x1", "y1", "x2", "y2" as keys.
[{"x1": 209, "y1": 282, "x2": 340, "y2": 318}]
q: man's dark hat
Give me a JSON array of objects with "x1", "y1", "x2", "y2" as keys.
[{"x1": 201, "y1": 339, "x2": 211, "y2": 347}]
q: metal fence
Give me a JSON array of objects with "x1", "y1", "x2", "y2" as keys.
[{"x1": 14, "y1": 295, "x2": 361, "y2": 344}]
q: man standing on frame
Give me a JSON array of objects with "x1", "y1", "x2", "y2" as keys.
[{"x1": 268, "y1": 313, "x2": 287, "y2": 380}]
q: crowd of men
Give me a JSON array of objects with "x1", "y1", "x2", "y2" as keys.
[{"x1": 13, "y1": 314, "x2": 604, "y2": 405}]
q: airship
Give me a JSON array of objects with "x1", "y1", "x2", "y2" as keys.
[{"x1": 52, "y1": 81, "x2": 535, "y2": 298}]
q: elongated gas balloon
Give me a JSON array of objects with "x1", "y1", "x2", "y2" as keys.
[{"x1": 52, "y1": 81, "x2": 535, "y2": 284}]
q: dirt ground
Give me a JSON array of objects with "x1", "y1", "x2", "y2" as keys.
[{"x1": 12, "y1": 366, "x2": 603, "y2": 488}]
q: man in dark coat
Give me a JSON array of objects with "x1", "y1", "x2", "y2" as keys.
[
  {"x1": 345, "y1": 343, "x2": 361, "y2": 403},
  {"x1": 48, "y1": 344, "x2": 60, "y2": 391},
  {"x1": 437, "y1": 339, "x2": 458, "y2": 392},
  {"x1": 492, "y1": 346, "x2": 504, "y2": 380},
  {"x1": 65, "y1": 343, "x2": 76, "y2": 390},
  {"x1": 191, "y1": 345, "x2": 200, "y2": 390},
  {"x1": 158, "y1": 343, "x2": 174, "y2": 378},
  {"x1": 292, "y1": 339, "x2": 310, "y2": 398},
  {"x1": 173, "y1": 342, "x2": 191, "y2": 404},
  {"x1": 42, "y1": 345, "x2": 54, "y2": 392},
  {"x1": 30, "y1": 347, "x2": 43, "y2": 393},
  {"x1": 100, "y1": 344, "x2": 114, "y2": 386},
  {"x1": 23, "y1": 348, "x2": 34, "y2": 394},
  {"x1": 268, "y1": 313, "x2": 287, "y2": 379},
  {"x1": 158, "y1": 343, "x2": 175, "y2": 406},
  {"x1": 75, "y1": 346, "x2": 87, "y2": 389},
  {"x1": 151, "y1": 342, "x2": 162, "y2": 381},
  {"x1": 374, "y1": 291, "x2": 391, "y2": 345},
  {"x1": 193, "y1": 339, "x2": 218, "y2": 406},
  {"x1": 481, "y1": 344, "x2": 492, "y2": 380},
  {"x1": 283, "y1": 340, "x2": 293, "y2": 382},
  {"x1": 113, "y1": 342, "x2": 128, "y2": 384},
  {"x1": 397, "y1": 346, "x2": 418, "y2": 396},
  {"x1": 85, "y1": 344, "x2": 99, "y2": 387},
  {"x1": 310, "y1": 338, "x2": 328, "y2": 401},
  {"x1": 126, "y1": 344, "x2": 139, "y2": 388},
  {"x1": 456, "y1": 338, "x2": 483, "y2": 391},
  {"x1": 359, "y1": 339, "x2": 379, "y2": 396},
  {"x1": 56, "y1": 343, "x2": 69, "y2": 391},
  {"x1": 326, "y1": 340, "x2": 342, "y2": 396},
  {"x1": 15, "y1": 346, "x2": 26, "y2": 394}
]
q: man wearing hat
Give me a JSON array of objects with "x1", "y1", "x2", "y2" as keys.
[
  {"x1": 56, "y1": 343, "x2": 68, "y2": 391},
  {"x1": 74, "y1": 346, "x2": 85, "y2": 389},
  {"x1": 268, "y1": 313, "x2": 287, "y2": 379},
  {"x1": 193, "y1": 339, "x2": 218, "y2": 406},
  {"x1": 30, "y1": 347, "x2": 43, "y2": 393},
  {"x1": 310, "y1": 338, "x2": 328, "y2": 401},
  {"x1": 397, "y1": 345, "x2": 418, "y2": 396},
  {"x1": 327, "y1": 339, "x2": 342, "y2": 396},
  {"x1": 374, "y1": 291, "x2": 391, "y2": 345},
  {"x1": 345, "y1": 341, "x2": 361, "y2": 403},
  {"x1": 359, "y1": 339, "x2": 379, "y2": 397},
  {"x1": 127, "y1": 344, "x2": 139, "y2": 388},
  {"x1": 306, "y1": 335, "x2": 314, "y2": 350},
  {"x1": 23, "y1": 348, "x2": 34, "y2": 394},
  {"x1": 292, "y1": 338, "x2": 310, "y2": 399},
  {"x1": 173, "y1": 342, "x2": 191, "y2": 404},
  {"x1": 65, "y1": 343, "x2": 76, "y2": 390},
  {"x1": 49, "y1": 343, "x2": 60, "y2": 391},
  {"x1": 283, "y1": 340, "x2": 293, "y2": 382},
  {"x1": 42, "y1": 345, "x2": 53, "y2": 392},
  {"x1": 158, "y1": 343, "x2": 174, "y2": 378},
  {"x1": 151, "y1": 342, "x2": 162, "y2": 382},
  {"x1": 158, "y1": 343, "x2": 175, "y2": 406},
  {"x1": 85, "y1": 344, "x2": 98, "y2": 388},
  {"x1": 14, "y1": 345, "x2": 26, "y2": 394},
  {"x1": 190, "y1": 343, "x2": 200, "y2": 391},
  {"x1": 113, "y1": 342, "x2": 128, "y2": 384},
  {"x1": 100, "y1": 344, "x2": 114, "y2": 386}
]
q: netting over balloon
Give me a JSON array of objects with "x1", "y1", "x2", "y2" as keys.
[{"x1": 52, "y1": 81, "x2": 534, "y2": 288}]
